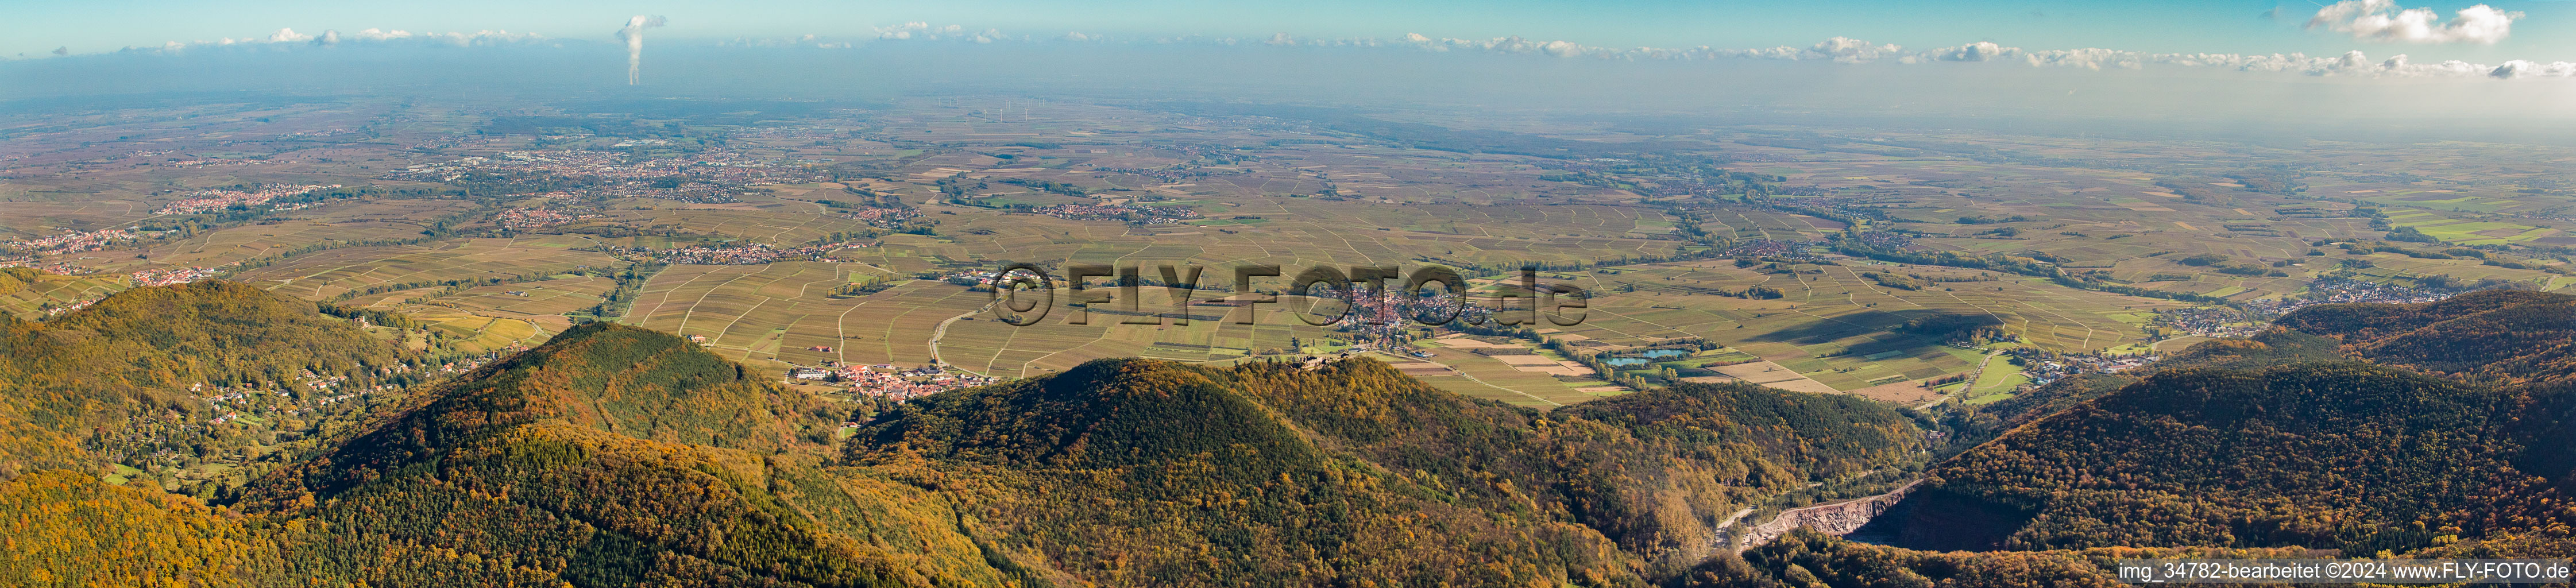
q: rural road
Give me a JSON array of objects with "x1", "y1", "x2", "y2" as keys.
[{"x1": 927, "y1": 299, "x2": 998, "y2": 378}]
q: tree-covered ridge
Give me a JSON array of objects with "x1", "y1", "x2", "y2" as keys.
[
  {"x1": 0, "y1": 280, "x2": 410, "y2": 480},
  {"x1": 2276, "y1": 289, "x2": 2576, "y2": 384},
  {"x1": 849, "y1": 358, "x2": 1935, "y2": 585},
  {"x1": 2273, "y1": 289, "x2": 2571, "y2": 343},
  {"x1": 0, "y1": 469, "x2": 281, "y2": 587},
  {"x1": 1920, "y1": 362, "x2": 2560, "y2": 555},
  {"x1": 262, "y1": 421, "x2": 1020, "y2": 588},
  {"x1": 248, "y1": 320, "x2": 842, "y2": 502},
  {"x1": 1980, "y1": 326, "x2": 2344, "y2": 425},
  {"x1": 1547, "y1": 377, "x2": 1932, "y2": 566},
  {"x1": 1562, "y1": 378, "x2": 1927, "y2": 483},
  {"x1": 1212, "y1": 361, "x2": 1929, "y2": 569},
  {"x1": 269, "y1": 322, "x2": 839, "y2": 495},
  {"x1": 0, "y1": 297, "x2": 1944, "y2": 587},
  {"x1": 849, "y1": 358, "x2": 1649, "y2": 586},
  {"x1": 231, "y1": 320, "x2": 1023, "y2": 587}
]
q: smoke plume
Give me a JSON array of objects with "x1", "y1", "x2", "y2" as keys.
[{"x1": 616, "y1": 15, "x2": 666, "y2": 84}]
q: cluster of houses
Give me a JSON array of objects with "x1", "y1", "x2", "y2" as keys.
[
  {"x1": 1033, "y1": 203, "x2": 1203, "y2": 225},
  {"x1": 2156, "y1": 277, "x2": 2461, "y2": 338},
  {"x1": 0, "y1": 258, "x2": 91, "y2": 275},
  {"x1": 42, "y1": 297, "x2": 98, "y2": 316},
  {"x1": 2010, "y1": 349, "x2": 2161, "y2": 387},
  {"x1": 436, "y1": 351, "x2": 518, "y2": 374},
  {"x1": 132, "y1": 265, "x2": 222, "y2": 287},
  {"x1": 612, "y1": 242, "x2": 856, "y2": 265},
  {"x1": 1330, "y1": 287, "x2": 1435, "y2": 352},
  {"x1": 789, "y1": 361, "x2": 1001, "y2": 401},
  {"x1": 2241, "y1": 277, "x2": 2455, "y2": 318},
  {"x1": 5, "y1": 227, "x2": 142, "y2": 256},
  {"x1": 1850, "y1": 231, "x2": 1914, "y2": 250},
  {"x1": 295, "y1": 369, "x2": 349, "y2": 393},
  {"x1": 841, "y1": 207, "x2": 921, "y2": 227},
  {"x1": 2152, "y1": 306, "x2": 2263, "y2": 338},
  {"x1": 384, "y1": 149, "x2": 829, "y2": 204},
  {"x1": 495, "y1": 207, "x2": 602, "y2": 230},
  {"x1": 155, "y1": 184, "x2": 330, "y2": 215},
  {"x1": 195, "y1": 376, "x2": 383, "y2": 426}
]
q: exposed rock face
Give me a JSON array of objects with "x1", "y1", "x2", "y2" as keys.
[{"x1": 1727, "y1": 479, "x2": 1922, "y2": 552}]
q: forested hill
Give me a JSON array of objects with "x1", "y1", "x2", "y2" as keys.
[
  {"x1": 258, "y1": 321, "x2": 843, "y2": 499},
  {"x1": 848, "y1": 358, "x2": 1933, "y2": 583},
  {"x1": 18, "y1": 284, "x2": 2576, "y2": 588},
  {"x1": 5, "y1": 302, "x2": 1943, "y2": 587},
  {"x1": 0, "y1": 280, "x2": 407, "y2": 478},
  {"x1": 1755, "y1": 289, "x2": 2576, "y2": 588},
  {"x1": 1689, "y1": 291, "x2": 2576, "y2": 588},
  {"x1": 237, "y1": 320, "x2": 1024, "y2": 587},
  {"x1": 1903, "y1": 291, "x2": 2576, "y2": 556},
  {"x1": 1979, "y1": 326, "x2": 2343, "y2": 425},
  {"x1": 1915, "y1": 362, "x2": 2550, "y2": 555},
  {"x1": 2274, "y1": 289, "x2": 2576, "y2": 384}
]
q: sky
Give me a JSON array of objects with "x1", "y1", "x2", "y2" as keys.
[
  {"x1": 7, "y1": 1, "x2": 2576, "y2": 142},
  {"x1": 11, "y1": 0, "x2": 2576, "y2": 64}
]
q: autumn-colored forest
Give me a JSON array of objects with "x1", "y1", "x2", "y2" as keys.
[{"x1": 7, "y1": 284, "x2": 2576, "y2": 587}]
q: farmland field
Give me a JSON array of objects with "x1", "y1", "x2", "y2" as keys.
[{"x1": 7, "y1": 94, "x2": 2575, "y2": 408}]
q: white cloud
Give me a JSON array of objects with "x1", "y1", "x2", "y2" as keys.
[
  {"x1": 872, "y1": 22, "x2": 972, "y2": 41},
  {"x1": 2492, "y1": 59, "x2": 2576, "y2": 79},
  {"x1": 1916, "y1": 41, "x2": 2017, "y2": 63},
  {"x1": 118, "y1": 27, "x2": 543, "y2": 55},
  {"x1": 2307, "y1": 0, "x2": 2520, "y2": 44}
]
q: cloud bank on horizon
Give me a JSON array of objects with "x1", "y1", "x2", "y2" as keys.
[
  {"x1": 51, "y1": 2, "x2": 2576, "y2": 81},
  {"x1": 118, "y1": 26, "x2": 549, "y2": 54},
  {"x1": 781, "y1": 24, "x2": 2576, "y2": 80}
]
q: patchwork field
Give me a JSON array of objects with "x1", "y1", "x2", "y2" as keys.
[{"x1": 9, "y1": 94, "x2": 2576, "y2": 409}]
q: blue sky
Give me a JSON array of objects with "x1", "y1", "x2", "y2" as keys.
[{"x1": 12, "y1": 0, "x2": 2576, "y2": 63}]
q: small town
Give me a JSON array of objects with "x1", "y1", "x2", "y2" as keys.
[
  {"x1": 787, "y1": 361, "x2": 1002, "y2": 401},
  {"x1": 840, "y1": 206, "x2": 921, "y2": 227},
  {"x1": 0, "y1": 257, "x2": 95, "y2": 276},
  {"x1": 495, "y1": 207, "x2": 603, "y2": 230},
  {"x1": 383, "y1": 148, "x2": 831, "y2": 203},
  {"x1": 4, "y1": 227, "x2": 144, "y2": 256},
  {"x1": 1033, "y1": 203, "x2": 1204, "y2": 224},
  {"x1": 2239, "y1": 276, "x2": 2458, "y2": 317},
  {"x1": 2156, "y1": 277, "x2": 2465, "y2": 338},
  {"x1": 608, "y1": 241, "x2": 857, "y2": 265},
  {"x1": 154, "y1": 184, "x2": 331, "y2": 214},
  {"x1": 2005, "y1": 347, "x2": 2162, "y2": 388},
  {"x1": 131, "y1": 265, "x2": 224, "y2": 287}
]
